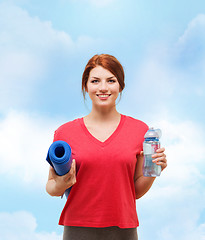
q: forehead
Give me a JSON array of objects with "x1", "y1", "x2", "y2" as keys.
[{"x1": 89, "y1": 66, "x2": 115, "y2": 78}]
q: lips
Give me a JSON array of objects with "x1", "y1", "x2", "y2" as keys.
[{"x1": 96, "y1": 94, "x2": 111, "y2": 100}]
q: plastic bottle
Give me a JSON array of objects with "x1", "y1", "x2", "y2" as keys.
[{"x1": 143, "y1": 128, "x2": 162, "y2": 177}]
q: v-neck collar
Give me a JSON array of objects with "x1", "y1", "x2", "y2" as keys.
[{"x1": 79, "y1": 114, "x2": 126, "y2": 147}]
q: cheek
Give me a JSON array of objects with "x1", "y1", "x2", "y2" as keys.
[
  {"x1": 86, "y1": 85, "x2": 97, "y2": 95},
  {"x1": 111, "y1": 85, "x2": 121, "y2": 93},
  {"x1": 114, "y1": 82, "x2": 121, "y2": 92}
]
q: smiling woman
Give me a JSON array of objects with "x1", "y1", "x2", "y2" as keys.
[{"x1": 46, "y1": 54, "x2": 167, "y2": 240}]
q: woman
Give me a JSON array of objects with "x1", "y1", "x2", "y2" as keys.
[{"x1": 46, "y1": 54, "x2": 167, "y2": 240}]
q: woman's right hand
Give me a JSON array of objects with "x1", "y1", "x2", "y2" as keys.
[{"x1": 46, "y1": 159, "x2": 76, "y2": 197}]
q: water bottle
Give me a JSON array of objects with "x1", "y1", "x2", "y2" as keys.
[{"x1": 143, "y1": 128, "x2": 162, "y2": 177}]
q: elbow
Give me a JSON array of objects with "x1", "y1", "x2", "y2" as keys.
[
  {"x1": 46, "y1": 183, "x2": 56, "y2": 197},
  {"x1": 135, "y1": 195, "x2": 140, "y2": 200},
  {"x1": 45, "y1": 184, "x2": 53, "y2": 196},
  {"x1": 46, "y1": 183, "x2": 63, "y2": 197},
  {"x1": 135, "y1": 188, "x2": 151, "y2": 199},
  {"x1": 49, "y1": 192, "x2": 61, "y2": 197},
  {"x1": 135, "y1": 192, "x2": 145, "y2": 200}
]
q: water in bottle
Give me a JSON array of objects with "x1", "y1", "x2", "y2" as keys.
[{"x1": 143, "y1": 128, "x2": 162, "y2": 177}]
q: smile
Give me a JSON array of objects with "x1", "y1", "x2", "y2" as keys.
[{"x1": 97, "y1": 94, "x2": 111, "y2": 98}]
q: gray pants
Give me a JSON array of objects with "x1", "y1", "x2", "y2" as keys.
[{"x1": 63, "y1": 226, "x2": 138, "y2": 240}]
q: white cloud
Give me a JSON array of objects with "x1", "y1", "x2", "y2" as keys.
[
  {"x1": 0, "y1": 2, "x2": 73, "y2": 51},
  {"x1": 178, "y1": 14, "x2": 205, "y2": 46},
  {"x1": 137, "y1": 118, "x2": 205, "y2": 240},
  {"x1": 0, "y1": 211, "x2": 62, "y2": 240},
  {"x1": 0, "y1": 110, "x2": 60, "y2": 188},
  {"x1": 175, "y1": 14, "x2": 205, "y2": 78},
  {"x1": 0, "y1": 2, "x2": 101, "y2": 111},
  {"x1": 0, "y1": 2, "x2": 71, "y2": 111},
  {"x1": 127, "y1": 14, "x2": 205, "y2": 119}
]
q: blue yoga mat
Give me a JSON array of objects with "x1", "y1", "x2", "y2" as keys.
[{"x1": 46, "y1": 140, "x2": 73, "y2": 198}]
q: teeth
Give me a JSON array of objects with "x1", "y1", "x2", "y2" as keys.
[{"x1": 98, "y1": 95, "x2": 110, "y2": 97}]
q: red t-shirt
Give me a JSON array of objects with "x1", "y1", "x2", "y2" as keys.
[{"x1": 53, "y1": 114, "x2": 148, "y2": 228}]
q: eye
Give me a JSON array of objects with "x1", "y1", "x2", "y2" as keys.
[
  {"x1": 108, "y1": 79, "x2": 116, "y2": 83},
  {"x1": 91, "y1": 79, "x2": 99, "y2": 83}
]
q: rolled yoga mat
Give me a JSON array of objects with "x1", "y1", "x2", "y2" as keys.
[{"x1": 46, "y1": 140, "x2": 73, "y2": 198}]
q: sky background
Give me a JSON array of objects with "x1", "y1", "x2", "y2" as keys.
[{"x1": 0, "y1": 0, "x2": 205, "y2": 239}]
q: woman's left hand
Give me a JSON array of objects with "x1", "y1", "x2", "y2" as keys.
[{"x1": 152, "y1": 147, "x2": 167, "y2": 171}]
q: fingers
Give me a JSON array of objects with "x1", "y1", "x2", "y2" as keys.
[
  {"x1": 64, "y1": 159, "x2": 77, "y2": 186},
  {"x1": 66, "y1": 159, "x2": 76, "y2": 178},
  {"x1": 70, "y1": 159, "x2": 77, "y2": 184},
  {"x1": 152, "y1": 152, "x2": 166, "y2": 159},
  {"x1": 155, "y1": 147, "x2": 165, "y2": 153},
  {"x1": 152, "y1": 148, "x2": 167, "y2": 171},
  {"x1": 72, "y1": 159, "x2": 76, "y2": 175},
  {"x1": 50, "y1": 159, "x2": 77, "y2": 188}
]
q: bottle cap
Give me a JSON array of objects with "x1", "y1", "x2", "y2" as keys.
[
  {"x1": 144, "y1": 127, "x2": 162, "y2": 138},
  {"x1": 155, "y1": 128, "x2": 162, "y2": 138}
]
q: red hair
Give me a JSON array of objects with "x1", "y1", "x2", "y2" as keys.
[{"x1": 82, "y1": 54, "x2": 125, "y2": 98}]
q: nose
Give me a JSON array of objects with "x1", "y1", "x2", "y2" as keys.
[{"x1": 99, "y1": 80, "x2": 108, "y2": 92}]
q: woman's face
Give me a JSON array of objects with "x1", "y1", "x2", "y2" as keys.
[{"x1": 86, "y1": 66, "x2": 121, "y2": 109}]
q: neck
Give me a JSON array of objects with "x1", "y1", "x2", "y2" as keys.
[{"x1": 87, "y1": 105, "x2": 120, "y2": 122}]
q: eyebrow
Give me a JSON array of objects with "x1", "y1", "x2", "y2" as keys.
[{"x1": 90, "y1": 76, "x2": 116, "y2": 80}]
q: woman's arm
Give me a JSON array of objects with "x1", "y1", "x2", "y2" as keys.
[
  {"x1": 46, "y1": 160, "x2": 76, "y2": 197},
  {"x1": 134, "y1": 148, "x2": 167, "y2": 199}
]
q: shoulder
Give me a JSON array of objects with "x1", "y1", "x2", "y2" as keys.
[
  {"x1": 123, "y1": 115, "x2": 149, "y2": 130},
  {"x1": 54, "y1": 118, "x2": 81, "y2": 139},
  {"x1": 57, "y1": 118, "x2": 79, "y2": 131}
]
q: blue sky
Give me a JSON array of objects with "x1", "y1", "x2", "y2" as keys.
[{"x1": 0, "y1": 0, "x2": 205, "y2": 239}]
